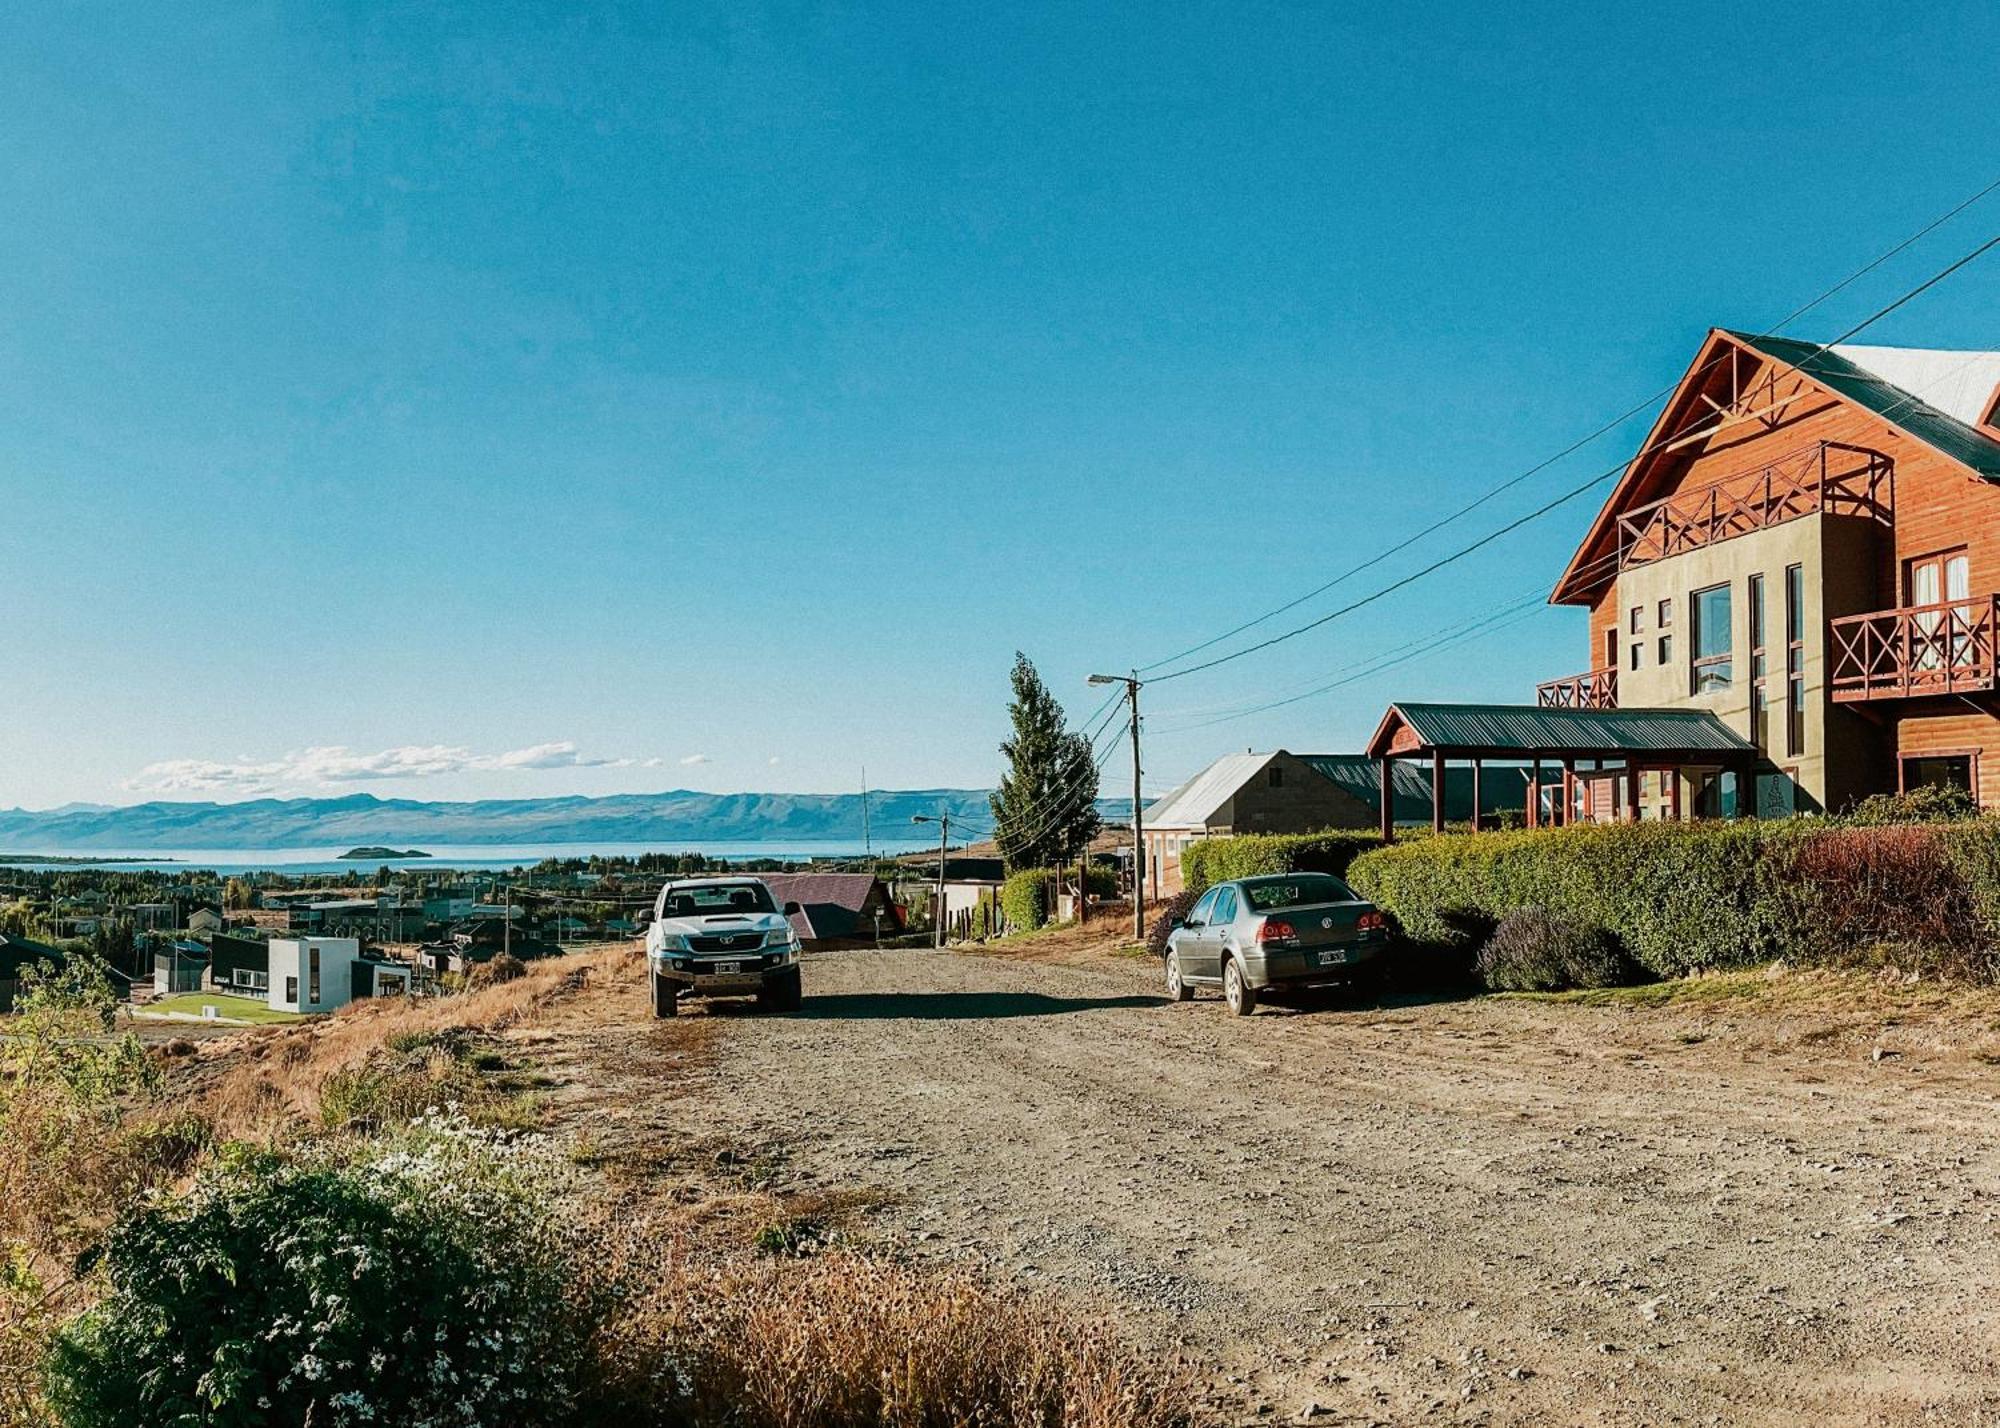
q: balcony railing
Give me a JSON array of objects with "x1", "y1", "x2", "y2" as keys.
[
  {"x1": 1616, "y1": 441, "x2": 1893, "y2": 574},
  {"x1": 1536, "y1": 667, "x2": 1618, "y2": 709},
  {"x1": 1829, "y1": 596, "x2": 2000, "y2": 702}
]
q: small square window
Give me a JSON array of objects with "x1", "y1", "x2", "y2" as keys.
[
  {"x1": 1629, "y1": 642, "x2": 1642, "y2": 671},
  {"x1": 1658, "y1": 598, "x2": 1673, "y2": 628},
  {"x1": 1268, "y1": 766, "x2": 1283, "y2": 789},
  {"x1": 1658, "y1": 634, "x2": 1673, "y2": 664},
  {"x1": 1629, "y1": 606, "x2": 1643, "y2": 634}
]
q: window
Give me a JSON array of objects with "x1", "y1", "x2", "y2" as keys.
[
  {"x1": 1629, "y1": 641, "x2": 1641, "y2": 672},
  {"x1": 285, "y1": 976, "x2": 298, "y2": 1004},
  {"x1": 1658, "y1": 598, "x2": 1673, "y2": 628},
  {"x1": 1629, "y1": 606, "x2": 1643, "y2": 634},
  {"x1": 1691, "y1": 582, "x2": 1733, "y2": 692},
  {"x1": 1749, "y1": 573, "x2": 1768, "y2": 748},
  {"x1": 1211, "y1": 888, "x2": 1239, "y2": 924},
  {"x1": 1268, "y1": 765, "x2": 1283, "y2": 789},
  {"x1": 1241, "y1": 874, "x2": 1359, "y2": 910},
  {"x1": 1657, "y1": 634, "x2": 1672, "y2": 665},
  {"x1": 1186, "y1": 888, "x2": 1220, "y2": 926},
  {"x1": 1785, "y1": 564, "x2": 1805, "y2": 756},
  {"x1": 1604, "y1": 628, "x2": 1618, "y2": 671},
  {"x1": 308, "y1": 946, "x2": 320, "y2": 1004},
  {"x1": 1903, "y1": 754, "x2": 1974, "y2": 798}
]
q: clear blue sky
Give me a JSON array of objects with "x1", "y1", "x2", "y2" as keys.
[{"x1": 4, "y1": 1, "x2": 1998, "y2": 809}]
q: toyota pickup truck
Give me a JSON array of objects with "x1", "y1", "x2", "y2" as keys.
[{"x1": 645, "y1": 876, "x2": 803, "y2": 1017}]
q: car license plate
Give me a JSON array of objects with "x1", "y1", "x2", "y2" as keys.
[
  {"x1": 1317, "y1": 949, "x2": 1348, "y2": 966},
  {"x1": 713, "y1": 961, "x2": 741, "y2": 975}
]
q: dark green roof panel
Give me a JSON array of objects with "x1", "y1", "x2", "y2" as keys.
[{"x1": 1383, "y1": 703, "x2": 1756, "y2": 755}]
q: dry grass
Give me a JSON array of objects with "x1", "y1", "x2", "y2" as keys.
[
  {"x1": 580, "y1": 1211, "x2": 1194, "y2": 1428},
  {"x1": 201, "y1": 943, "x2": 637, "y2": 1138}
]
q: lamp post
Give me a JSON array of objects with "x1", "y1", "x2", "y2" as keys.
[{"x1": 910, "y1": 813, "x2": 952, "y2": 949}]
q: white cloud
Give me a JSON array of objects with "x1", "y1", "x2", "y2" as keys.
[
  {"x1": 679, "y1": 753, "x2": 711, "y2": 767},
  {"x1": 767, "y1": 756, "x2": 782, "y2": 766},
  {"x1": 125, "y1": 740, "x2": 634, "y2": 795}
]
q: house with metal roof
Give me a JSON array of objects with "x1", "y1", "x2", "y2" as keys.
[{"x1": 1535, "y1": 328, "x2": 2000, "y2": 816}]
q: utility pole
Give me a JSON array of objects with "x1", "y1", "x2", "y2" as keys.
[
  {"x1": 1088, "y1": 672, "x2": 1145, "y2": 941},
  {"x1": 503, "y1": 886, "x2": 512, "y2": 961},
  {"x1": 911, "y1": 813, "x2": 951, "y2": 949}
]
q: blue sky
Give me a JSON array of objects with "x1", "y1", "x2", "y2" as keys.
[{"x1": 4, "y1": 1, "x2": 1998, "y2": 809}]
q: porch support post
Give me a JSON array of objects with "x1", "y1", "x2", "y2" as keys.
[
  {"x1": 1560, "y1": 760, "x2": 1575, "y2": 827},
  {"x1": 1626, "y1": 762, "x2": 1642, "y2": 823},
  {"x1": 1667, "y1": 765, "x2": 1682, "y2": 820},
  {"x1": 1526, "y1": 757, "x2": 1539, "y2": 829},
  {"x1": 1470, "y1": 759, "x2": 1483, "y2": 833},
  {"x1": 1431, "y1": 748, "x2": 1446, "y2": 836},
  {"x1": 1378, "y1": 754, "x2": 1395, "y2": 844}
]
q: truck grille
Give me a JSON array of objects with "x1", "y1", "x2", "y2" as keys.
[{"x1": 688, "y1": 932, "x2": 764, "y2": 952}]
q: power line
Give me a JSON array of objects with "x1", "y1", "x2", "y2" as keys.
[
  {"x1": 1142, "y1": 229, "x2": 2000, "y2": 687},
  {"x1": 1134, "y1": 173, "x2": 2000, "y2": 677}
]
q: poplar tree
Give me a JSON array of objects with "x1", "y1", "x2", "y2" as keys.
[{"x1": 991, "y1": 652, "x2": 1101, "y2": 872}]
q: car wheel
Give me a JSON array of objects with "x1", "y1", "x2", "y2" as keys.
[
  {"x1": 1223, "y1": 957, "x2": 1257, "y2": 1017},
  {"x1": 759, "y1": 965, "x2": 803, "y2": 1013},
  {"x1": 651, "y1": 971, "x2": 679, "y2": 1019},
  {"x1": 1164, "y1": 949, "x2": 1194, "y2": 1002}
]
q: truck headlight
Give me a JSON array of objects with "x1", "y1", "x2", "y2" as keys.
[
  {"x1": 655, "y1": 933, "x2": 689, "y2": 954},
  {"x1": 765, "y1": 929, "x2": 797, "y2": 950}
]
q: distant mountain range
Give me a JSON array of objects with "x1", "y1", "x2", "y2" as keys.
[{"x1": 0, "y1": 790, "x2": 1134, "y2": 851}]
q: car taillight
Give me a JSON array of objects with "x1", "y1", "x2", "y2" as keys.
[
  {"x1": 1257, "y1": 919, "x2": 1297, "y2": 943},
  {"x1": 1358, "y1": 910, "x2": 1385, "y2": 932}
]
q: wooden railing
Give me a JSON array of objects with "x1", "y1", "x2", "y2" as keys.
[
  {"x1": 1617, "y1": 442, "x2": 1893, "y2": 572},
  {"x1": 1536, "y1": 667, "x2": 1618, "y2": 709},
  {"x1": 1829, "y1": 596, "x2": 2000, "y2": 702}
]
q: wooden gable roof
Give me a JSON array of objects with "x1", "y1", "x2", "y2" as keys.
[{"x1": 1550, "y1": 328, "x2": 2000, "y2": 605}]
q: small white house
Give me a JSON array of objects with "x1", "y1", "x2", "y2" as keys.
[{"x1": 267, "y1": 937, "x2": 362, "y2": 1014}]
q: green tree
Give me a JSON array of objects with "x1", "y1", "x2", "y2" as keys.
[
  {"x1": 990, "y1": 652, "x2": 1101, "y2": 872},
  {"x1": 222, "y1": 877, "x2": 253, "y2": 911}
]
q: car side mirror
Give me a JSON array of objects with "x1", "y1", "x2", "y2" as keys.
[
  {"x1": 1177, "y1": 915, "x2": 1198, "y2": 929},
  {"x1": 782, "y1": 901, "x2": 801, "y2": 916}
]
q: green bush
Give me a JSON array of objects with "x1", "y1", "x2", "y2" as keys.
[
  {"x1": 1000, "y1": 868, "x2": 1056, "y2": 932},
  {"x1": 1476, "y1": 907, "x2": 1638, "y2": 991},
  {"x1": 1346, "y1": 818, "x2": 2000, "y2": 983},
  {"x1": 1845, "y1": 783, "x2": 1982, "y2": 824},
  {"x1": 45, "y1": 1119, "x2": 590, "y2": 1428},
  {"x1": 1179, "y1": 831, "x2": 1382, "y2": 896}
]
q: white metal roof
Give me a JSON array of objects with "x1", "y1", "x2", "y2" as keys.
[
  {"x1": 1142, "y1": 751, "x2": 1278, "y2": 830},
  {"x1": 1830, "y1": 343, "x2": 2000, "y2": 429}
]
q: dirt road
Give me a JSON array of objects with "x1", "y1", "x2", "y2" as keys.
[{"x1": 548, "y1": 944, "x2": 2000, "y2": 1426}]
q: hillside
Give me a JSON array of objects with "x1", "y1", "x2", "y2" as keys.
[{"x1": 0, "y1": 789, "x2": 1135, "y2": 850}]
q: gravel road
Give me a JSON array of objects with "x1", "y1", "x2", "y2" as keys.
[{"x1": 566, "y1": 944, "x2": 2000, "y2": 1426}]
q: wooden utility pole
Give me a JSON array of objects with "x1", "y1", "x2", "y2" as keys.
[
  {"x1": 1088, "y1": 672, "x2": 1145, "y2": 941},
  {"x1": 911, "y1": 813, "x2": 952, "y2": 949}
]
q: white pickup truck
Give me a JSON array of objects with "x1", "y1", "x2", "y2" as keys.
[{"x1": 645, "y1": 876, "x2": 803, "y2": 1018}]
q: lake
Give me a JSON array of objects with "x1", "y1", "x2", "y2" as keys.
[{"x1": 0, "y1": 839, "x2": 934, "y2": 876}]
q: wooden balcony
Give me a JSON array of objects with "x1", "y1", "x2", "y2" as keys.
[
  {"x1": 1616, "y1": 441, "x2": 1893, "y2": 573},
  {"x1": 1829, "y1": 596, "x2": 2000, "y2": 702},
  {"x1": 1536, "y1": 667, "x2": 1617, "y2": 709}
]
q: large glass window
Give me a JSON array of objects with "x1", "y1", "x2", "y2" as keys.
[
  {"x1": 1785, "y1": 564, "x2": 1805, "y2": 756},
  {"x1": 1691, "y1": 583, "x2": 1733, "y2": 693},
  {"x1": 1749, "y1": 573, "x2": 1768, "y2": 748}
]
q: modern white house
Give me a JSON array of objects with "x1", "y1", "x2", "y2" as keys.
[{"x1": 266, "y1": 937, "x2": 412, "y2": 1014}]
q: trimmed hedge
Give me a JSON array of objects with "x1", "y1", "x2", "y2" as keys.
[
  {"x1": 1345, "y1": 818, "x2": 2000, "y2": 984},
  {"x1": 1179, "y1": 832, "x2": 1382, "y2": 896},
  {"x1": 1000, "y1": 866, "x2": 1118, "y2": 933}
]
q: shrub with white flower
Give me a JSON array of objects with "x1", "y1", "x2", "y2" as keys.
[{"x1": 42, "y1": 1115, "x2": 590, "y2": 1428}]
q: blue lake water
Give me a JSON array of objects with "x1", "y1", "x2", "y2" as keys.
[{"x1": 0, "y1": 840, "x2": 932, "y2": 876}]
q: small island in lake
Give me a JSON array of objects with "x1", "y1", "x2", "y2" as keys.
[{"x1": 339, "y1": 846, "x2": 432, "y2": 860}]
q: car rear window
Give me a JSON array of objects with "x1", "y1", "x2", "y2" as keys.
[{"x1": 1242, "y1": 875, "x2": 1356, "y2": 911}]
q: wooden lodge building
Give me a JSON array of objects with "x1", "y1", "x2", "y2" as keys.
[{"x1": 1354, "y1": 330, "x2": 2000, "y2": 838}]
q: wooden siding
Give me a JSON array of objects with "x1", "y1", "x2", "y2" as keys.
[{"x1": 1568, "y1": 334, "x2": 2000, "y2": 811}]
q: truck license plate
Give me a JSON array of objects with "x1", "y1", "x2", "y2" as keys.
[{"x1": 713, "y1": 961, "x2": 741, "y2": 975}]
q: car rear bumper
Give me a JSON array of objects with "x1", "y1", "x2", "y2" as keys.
[{"x1": 1245, "y1": 940, "x2": 1383, "y2": 988}]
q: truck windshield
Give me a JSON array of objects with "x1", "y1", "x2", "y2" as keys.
[
  {"x1": 1242, "y1": 875, "x2": 1356, "y2": 911},
  {"x1": 661, "y1": 883, "x2": 777, "y2": 918}
]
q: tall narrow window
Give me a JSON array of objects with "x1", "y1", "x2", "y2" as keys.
[
  {"x1": 1785, "y1": 564, "x2": 1805, "y2": 756},
  {"x1": 1749, "y1": 573, "x2": 1768, "y2": 748},
  {"x1": 1658, "y1": 598, "x2": 1673, "y2": 628},
  {"x1": 1691, "y1": 583, "x2": 1733, "y2": 693},
  {"x1": 308, "y1": 946, "x2": 321, "y2": 1004},
  {"x1": 1629, "y1": 606, "x2": 1643, "y2": 634}
]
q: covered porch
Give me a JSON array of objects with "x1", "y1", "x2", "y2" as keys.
[{"x1": 1363, "y1": 703, "x2": 1760, "y2": 842}]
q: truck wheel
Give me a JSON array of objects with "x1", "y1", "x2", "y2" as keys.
[
  {"x1": 1223, "y1": 958, "x2": 1257, "y2": 1017},
  {"x1": 759, "y1": 966, "x2": 802, "y2": 1013},
  {"x1": 1164, "y1": 949, "x2": 1194, "y2": 1002},
  {"x1": 651, "y1": 971, "x2": 678, "y2": 1019}
]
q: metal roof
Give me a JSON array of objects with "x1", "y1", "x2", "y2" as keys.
[
  {"x1": 1143, "y1": 751, "x2": 1277, "y2": 830},
  {"x1": 1369, "y1": 703, "x2": 1756, "y2": 757},
  {"x1": 1729, "y1": 332, "x2": 2000, "y2": 481}
]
